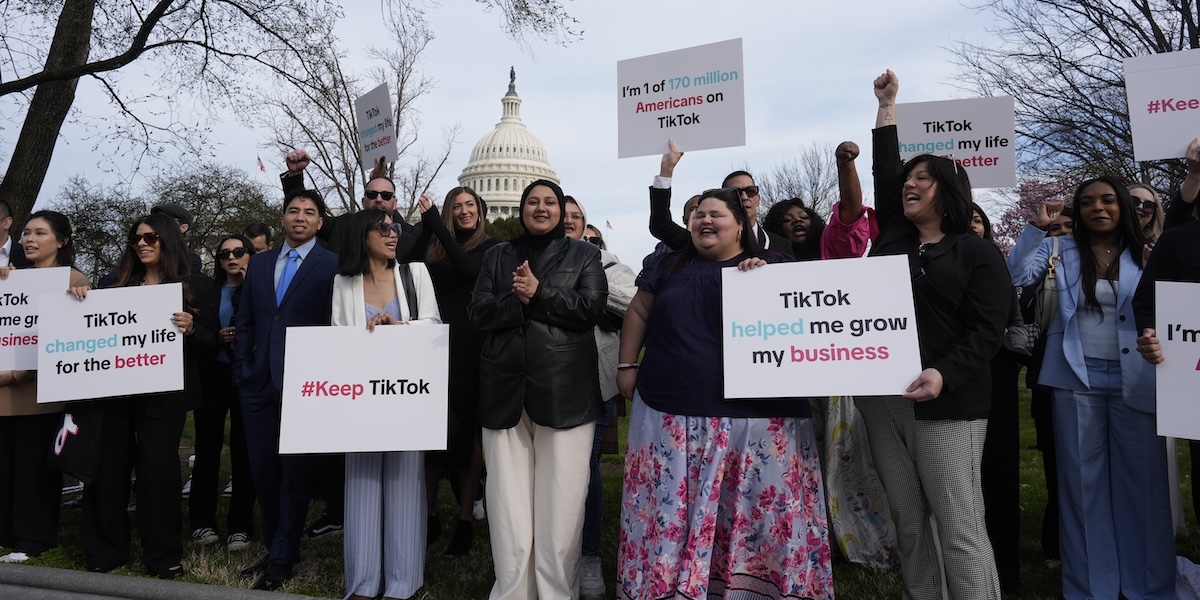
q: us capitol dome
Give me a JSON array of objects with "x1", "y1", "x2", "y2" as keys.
[{"x1": 457, "y1": 68, "x2": 559, "y2": 220}]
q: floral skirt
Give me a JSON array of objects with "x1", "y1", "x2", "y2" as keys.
[{"x1": 617, "y1": 394, "x2": 834, "y2": 600}]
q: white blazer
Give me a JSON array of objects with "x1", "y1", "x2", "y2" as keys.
[{"x1": 331, "y1": 263, "x2": 442, "y2": 327}]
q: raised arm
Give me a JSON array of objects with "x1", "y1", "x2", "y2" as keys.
[
  {"x1": 649, "y1": 139, "x2": 692, "y2": 250},
  {"x1": 1006, "y1": 201, "x2": 1062, "y2": 287},
  {"x1": 872, "y1": 70, "x2": 904, "y2": 231}
]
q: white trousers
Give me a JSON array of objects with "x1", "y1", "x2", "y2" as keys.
[{"x1": 483, "y1": 411, "x2": 595, "y2": 600}]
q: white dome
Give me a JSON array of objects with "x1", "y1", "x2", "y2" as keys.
[{"x1": 458, "y1": 69, "x2": 559, "y2": 220}]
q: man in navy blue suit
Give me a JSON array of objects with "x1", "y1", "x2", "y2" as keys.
[{"x1": 233, "y1": 188, "x2": 338, "y2": 591}]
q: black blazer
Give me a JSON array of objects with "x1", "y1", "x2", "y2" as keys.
[
  {"x1": 869, "y1": 125, "x2": 1011, "y2": 421},
  {"x1": 648, "y1": 186, "x2": 793, "y2": 257},
  {"x1": 233, "y1": 242, "x2": 337, "y2": 394},
  {"x1": 470, "y1": 237, "x2": 608, "y2": 429}
]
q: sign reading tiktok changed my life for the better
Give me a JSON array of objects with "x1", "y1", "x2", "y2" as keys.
[
  {"x1": 616, "y1": 38, "x2": 745, "y2": 158},
  {"x1": 721, "y1": 256, "x2": 922, "y2": 398},
  {"x1": 895, "y1": 96, "x2": 1015, "y2": 188},
  {"x1": 36, "y1": 284, "x2": 183, "y2": 403}
]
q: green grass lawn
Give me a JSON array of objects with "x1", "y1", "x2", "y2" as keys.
[{"x1": 25, "y1": 382, "x2": 1200, "y2": 598}]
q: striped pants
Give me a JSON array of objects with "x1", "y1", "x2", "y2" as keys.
[
  {"x1": 857, "y1": 396, "x2": 1000, "y2": 600},
  {"x1": 343, "y1": 451, "x2": 426, "y2": 600}
]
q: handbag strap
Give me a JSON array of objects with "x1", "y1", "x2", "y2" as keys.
[{"x1": 397, "y1": 263, "x2": 419, "y2": 320}]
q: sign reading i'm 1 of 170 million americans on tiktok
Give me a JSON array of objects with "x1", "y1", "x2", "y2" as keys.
[{"x1": 616, "y1": 38, "x2": 746, "y2": 159}]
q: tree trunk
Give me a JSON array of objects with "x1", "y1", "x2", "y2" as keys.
[{"x1": 0, "y1": 0, "x2": 95, "y2": 224}]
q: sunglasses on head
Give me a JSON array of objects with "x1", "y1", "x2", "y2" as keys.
[
  {"x1": 372, "y1": 222, "x2": 402, "y2": 236},
  {"x1": 216, "y1": 247, "x2": 250, "y2": 260},
  {"x1": 731, "y1": 185, "x2": 759, "y2": 198},
  {"x1": 364, "y1": 190, "x2": 395, "y2": 201},
  {"x1": 128, "y1": 232, "x2": 161, "y2": 247},
  {"x1": 584, "y1": 235, "x2": 602, "y2": 246},
  {"x1": 1136, "y1": 200, "x2": 1158, "y2": 213}
]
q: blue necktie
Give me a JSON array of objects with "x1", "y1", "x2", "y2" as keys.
[{"x1": 276, "y1": 249, "x2": 299, "y2": 305}]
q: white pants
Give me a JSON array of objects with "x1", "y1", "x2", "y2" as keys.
[{"x1": 483, "y1": 410, "x2": 595, "y2": 600}]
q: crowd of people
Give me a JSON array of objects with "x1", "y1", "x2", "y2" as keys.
[{"x1": 0, "y1": 67, "x2": 1197, "y2": 600}]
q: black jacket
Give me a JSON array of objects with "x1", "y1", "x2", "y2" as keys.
[
  {"x1": 470, "y1": 237, "x2": 608, "y2": 429},
  {"x1": 870, "y1": 126, "x2": 1011, "y2": 421}
]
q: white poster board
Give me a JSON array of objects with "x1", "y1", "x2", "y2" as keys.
[
  {"x1": 355, "y1": 83, "x2": 397, "y2": 168},
  {"x1": 1154, "y1": 281, "x2": 1200, "y2": 440},
  {"x1": 37, "y1": 284, "x2": 184, "y2": 403},
  {"x1": 1125, "y1": 48, "x2": 1200, "y2": 162},
  {"x1": 617, "y1": 38, "x2": 746, "y2": 159},
  {"x1": 0, "y1": 267, "x2": 70, "y2": 370},
  {"x1": 721, "y1": 255, "x2": 922, "y2": 398},
  {"x1": 280, "y1": 324, "x2": 449, "y2": 453},
  {"x1": 895, "y1": 96, "x2": 1016, "y2": 188}
]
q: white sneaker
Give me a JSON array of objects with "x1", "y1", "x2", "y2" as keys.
[
  {"x1": 0, "y1": 552, "x2": 29, "y2": 563},
  {"x1": 580, "y1": 554, "x2": 605, "y2": 597},
  {"x1": 222, "y1": 480, "x2": 233, "y2": 497},
  {"x1": 472, "y1": 498, "x2": 486, "y2": 521},
  {"x1": 191, "y1": 527, "x2": 218, "y2": 545},
  {"x1": 227, "y1": 532, "x2": 250, "y2": 551},
  {"x1": 181, "y1": 477, "x2": 192, "y2": 498},
  {"x1": 187, "y1": 454, "x2": 196, "y2": 468}
]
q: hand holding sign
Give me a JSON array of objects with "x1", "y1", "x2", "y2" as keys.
[{"x1": 659, "y1": 139, "x2": 684, "y2": 178}]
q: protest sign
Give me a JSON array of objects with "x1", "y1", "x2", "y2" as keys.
[
  {"x1": 355, "y1": 83, "x2": 397, "y2": 168},
  {"x1": 0, "y1": 267, "x2": 70, "y2": 370},
  {"x1": 617, "y1": 38, "x2": 745, "y2": 159},
  {"x1": 1154, "y1": 281, "x2": 1200, "y2": 440},
  {"x1": 1125, "y1": 48, "x2": 1200, "y2": 162},
  {"x1": 279, "y1": 324, "x2": 449, "y2": 453},
  {"x1": 895, "y1": 96, "x2": 1015, "y2": 188},
  {"x1": 721, "y1": 255, "x2": 922, "y2": 398},
  {"x1": 37, "y1": 284, "x2": 183, "y2": 403}
]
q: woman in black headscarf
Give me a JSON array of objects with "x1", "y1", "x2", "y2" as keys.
[{"x1": 469, "y1": 179, "x2": 608, "y2": 600}]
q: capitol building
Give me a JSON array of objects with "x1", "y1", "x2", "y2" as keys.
[{"x1": 458, "y1": 70, "x2": 559, "y2": 220}]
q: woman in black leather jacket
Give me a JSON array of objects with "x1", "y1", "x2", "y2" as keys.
[{"x1": 469, "y1": 179, "x2": 607, "y2": 600}]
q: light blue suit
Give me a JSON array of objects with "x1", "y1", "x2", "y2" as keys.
[{"x1": 1008, "y1": 224, "x2": 1173, "y2": 600}]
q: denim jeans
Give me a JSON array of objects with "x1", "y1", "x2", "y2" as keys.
[{"x1": 582, "y1": 398, "x2": 615, "y2": 556}]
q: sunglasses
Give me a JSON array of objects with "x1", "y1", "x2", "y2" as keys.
[
  {"x1": 364, "y1": 190, "x2": 395, "y2": 201},
  {"x1": 128, "y1": 232, "x2": 161, "y2": 247},
  {"x1": 1136, "y1": 200, "x2": 1158, "y2": 213},
  {"x1": 216, "y1": 247, "x2": 250, "y2": 260},
  {"x1": 731, "y1": 185, "x2": 760, "y2": 198},
  {"x1": 372, "y1": 222, "x2": 402, "y2": 236},
  {"x1": 584, "y1": 235, "x2": 602, "y2": 246}
]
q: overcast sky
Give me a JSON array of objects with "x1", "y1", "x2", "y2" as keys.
[{"x1": 2, "y1": 1, "x2": 1006, "y2": 267}]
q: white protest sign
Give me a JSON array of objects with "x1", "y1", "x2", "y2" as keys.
[
  {"x1": 37, "y1": 283, "x2": 183, "y2": 403},
  {"x1": 355, "y1": 83, "x2": 397, "y2": 168},
  {"x1": 1125, "y1": 48, "x2": 1200, "y2": 162},
  {"x1": 721, "y1": 255, "x2": 922, "y2": 398},
  {"x1": 280, "y1": 324, "x2": 449, "y2": 453},
  {"x1": 0, "y1": 267, "x2": 70, "y2": 370},
  {"x1": 1154, "y1": 281, "x2": 1200, "y2": 440},
  {"x1": 617, "y1": 38, "x2": 745, "y2": 159},
  {"x1": 895, "y1": 96, "x2": 1015, "y2": 188}
]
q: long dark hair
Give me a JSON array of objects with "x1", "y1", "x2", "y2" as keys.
[
  {"x1": 970, "y1": 202, "x2": 994, "y2": 242},
  {"x1": 672, "y1": 187, "x2": 761, "y2": 270},
  {"x1": 763, "y1": 198, "x2": 826, "y2": 261},
  {"x1": 1071, "y1": 176, "x2": 1146, "y2": 313},
  {"x1": 902, "y1": 155, "x2": 973, "y2": 234},
  {"x1": 426, "y1": 187, "x2": 489, "y2": 264},
  {"x1": 24, "y1": 210, "x2": 76, "y2": 267},
  {"x1": 114, "y1": 214, "x2": 192, "y2": 287},
  {"x1": 213, "y1": 234, "x2": 255, "y2": 287},
  {"x1": 337, "y1": 209, "x2": 396, "y2": 277}
]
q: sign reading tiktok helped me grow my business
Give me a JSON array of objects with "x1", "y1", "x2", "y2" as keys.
[
  {"x1": 895, "y1": 96, "x2": 1015, "y2": 188},
  {"x1": 0, "y1": 267, "x2": 70, "y2": 370},
  {"x1": 1124, "y1": 48, "x2": 1200, "y2": 162},
  {"x1": 721, "y1": 256, "x2": 922, "y2": 398},
  {"x1": 37, "y1": 284, "x2": 184, "y2": 403},
  {"x1": 617, "y1": 38, "x2": 745, "y2": 158}
]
